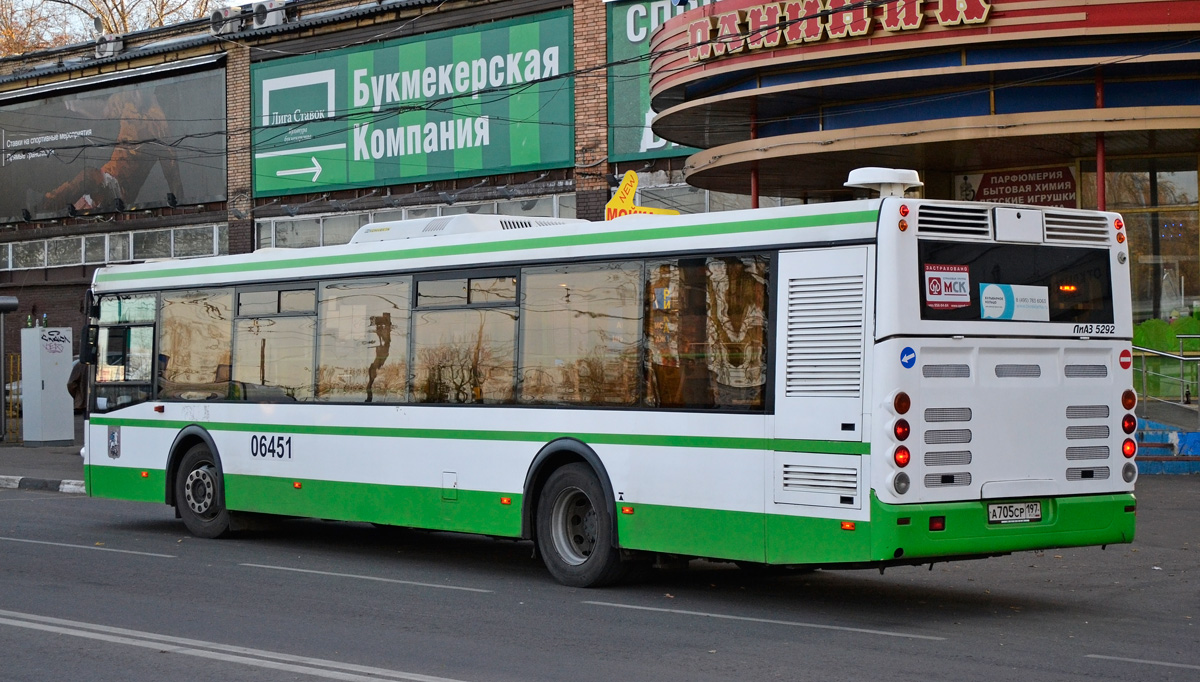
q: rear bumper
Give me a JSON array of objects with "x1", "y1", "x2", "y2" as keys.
[{"x1": 868, "y1": 490, "x2": 1136, "y2": 562}]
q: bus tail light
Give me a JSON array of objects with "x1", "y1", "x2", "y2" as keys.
[
  {"x1": 1114, "y1": 218, "x2": 1124, "y2": 230},
  {"x1": 899, "y1": 204, "x2": 910, "y2": 217},
  {"x1": 894, "y1": 446, "x2": 911, "y2": 468},
  {"x1": 1122, "y1": 414, "x2": 1137, "y2": 434},
  {"x1": 1123, "y1": 462, "x2": 1137, "y2": 483},
  {"x1": 893, "y1": 419, "x2": 910, "y2": 441},
  {"x1": 1122, "y1": 439, "x2": 1137, "y2": 458},
  {"x1": 893, "y1": 391, "x2": 911, "y2": 415},
  {"x1": 929, "y1": 516, "x2": 946, "y2": 532},
  {"x1": 1122, "y1": 390, "x2": 1137, "y2": 410},
  {"x1": 893, "y1": 472, "x2": 910, "y2": 495},
  {"x1": 898, "y1": 219, "x2": 909, "y2": 232}
]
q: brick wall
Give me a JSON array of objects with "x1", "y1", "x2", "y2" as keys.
[
  {"x1": 226, "y1": 43, "x2": 254, "y2": 255},
  {"x1": 573, "y1": 0, "x2": 610, "y2": 222}
]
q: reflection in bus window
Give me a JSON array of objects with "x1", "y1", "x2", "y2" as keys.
[
  {"x1": 412, "y1": 308, "x2": 516, "y2": 404},
  {"x1": 233, "y1": 317, "x2": 315, "y2": 401},
  {"x1": 99, "y1": 294, "x2": 156, "y2": 324},
  {"x1": 317, "y1": 278, "x2": 411, "y2": 402},
  {"x1": 645, "y1": 256, "x2": 768, "y2": 409},
  {"x1": 159, "y1": 289, "x2": 233, "y2": 400},
  {"x1": 519, "y1": 263, "x2": 642, "y2": 406}
]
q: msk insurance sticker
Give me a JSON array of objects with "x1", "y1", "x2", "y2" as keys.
[{"x1": 925, "y1": 264, "x2": 970, "y2": 309}]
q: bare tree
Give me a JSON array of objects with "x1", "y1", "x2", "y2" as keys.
[
  {"x1": 47, "y1": 0, "x2": 212, "y2": 36},
  {"x1": 0, "y1": 0, "x2": 80, "y2": 56}
]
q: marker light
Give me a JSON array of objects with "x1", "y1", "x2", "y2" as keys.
[
  {"x1": 1114, "y1": 218, "x2": 1124, "y2": 230},
  {"x1": 1116, "y1": 232, "x2": 1126, "y2": 244},
  {"x1": 1058, "y1": 284, "x2": 1078, "y2": 293},
  {"x1": 929, "y1": 516, "x2": 946, "y2": 532},
  {"x1": 898, "y1": 219, "x2": 909, "y2": 232},
  {"x1": 893, "y1": 391, "x2": 911, "y2": 415},
  {"x1": 893, "y1": 419, "x2": 911, "y2": 441},
  {"x1": 621, "y1": 506, "x2": 635, "y2": 515},
  {"x1": 1122, "y1": 390, "x2": 1137, "y2": 410},
  {"x1": 899, "y1": 204, "x2": 910, "y2": 217},
  {"x1": 894, "y1": 446, "x2": 911, "y2": 468},
  {"x1": 293, "y1": 481, "x2": 303, "y2": 489},
  {"x1": 1122, "y1": 414, "x2": 1137, "y2": 434},
  {"x1": 500, "y1": 497, "x2": 512, "y2": 505},
  {"x1": 1122, "y1": 439, "x2": 1137, "y2": 458},
  {"x1": 841, "y1": 521, "x2": 856, "y2": 531},
  {"x1": 141, "y1": 471, "x2": 149, "y2": 478}
]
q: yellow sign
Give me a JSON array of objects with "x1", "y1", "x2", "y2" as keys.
[{"x1": 605, "y1": 171, "x2": 680, "y2": 221}]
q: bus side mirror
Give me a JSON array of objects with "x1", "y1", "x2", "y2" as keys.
[
  {"x1": 80, "y1": 325, "x2": 99, "y2": 365},
  {"x1": 84, "y1": 290, "x2": 97, "y2": 319},
  {"x1": 0, "y1": 296, "x2": 17, "y2": 313}
]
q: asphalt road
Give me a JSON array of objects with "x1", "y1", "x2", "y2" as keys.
[{"x1": 0, "y1": 476, "x2": 1195, "y2": 682}]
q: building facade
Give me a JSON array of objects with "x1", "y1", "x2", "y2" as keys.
[{"x1": 0, "y1": 0, "x2": 1195, "y2": 369}]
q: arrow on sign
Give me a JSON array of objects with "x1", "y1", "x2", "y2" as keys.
[{"x1": 276, "y1": 156, "x2": 323, "y2": 183}]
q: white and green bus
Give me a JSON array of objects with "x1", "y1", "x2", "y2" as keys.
[{"x1": 82, "y1": 168, "x2": 1138, "y2": 587}]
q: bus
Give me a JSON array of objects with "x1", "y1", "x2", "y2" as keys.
[{"x1": 81, "y1": 168, "x2": 1138, "y2": 587}]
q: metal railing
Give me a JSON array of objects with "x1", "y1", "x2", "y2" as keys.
[{"x1": 1134, "y1": 337, "x2": 1200, "y2": 406}]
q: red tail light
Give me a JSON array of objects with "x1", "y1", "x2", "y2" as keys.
[
  {"x1": 1122, "y1": 390, "x2": 1137, "y2": 410},
  {"x1": 894, "y1": 446, "x2": 911, "y2": 468},
  {"x1": 894, "y1": 419, "x2": 910, "y2": 441},
  {"x1": 1122, "y1": 439, "x2": 1137, "y2": 458},
  {"x1": 893, "y1": 391, "x2": 911, "y2": 415},
  {"x1": 1122, "y1": 414, "x2": 1137, "y2": 434}
]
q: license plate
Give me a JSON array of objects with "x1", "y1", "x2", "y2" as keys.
[{"x1": 987, "y1": 501, "x2": 1042, "y2": 524}]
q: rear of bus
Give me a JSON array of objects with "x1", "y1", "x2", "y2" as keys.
[{"x1": 869, "y1": 199, "x2": 1137, "y2": 562}]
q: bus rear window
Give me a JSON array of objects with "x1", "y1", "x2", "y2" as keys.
[{"x1": 918, "y1": 241, "x2": 1113, "y2": 324}]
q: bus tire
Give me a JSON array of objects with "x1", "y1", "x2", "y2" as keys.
[
  {"x1": 175, "y1": 443, "x2": 231, "y2": 539},
  {"x1": 536, "y1": 463, "x2": 626, "y2": 587}
]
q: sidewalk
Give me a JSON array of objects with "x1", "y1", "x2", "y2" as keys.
[{"x1": 0, "y1": 415, "x2": 85, "y2": 494}]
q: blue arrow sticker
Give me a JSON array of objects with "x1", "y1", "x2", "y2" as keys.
[{"x1": 900, "y1": 346, "x2": 916, "y2": 369}]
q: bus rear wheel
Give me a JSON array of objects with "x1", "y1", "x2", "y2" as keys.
[
  {"x1": 536, "y1": 463, "x2": 626, "y2": 587},
  {"x1": 175, "y1": 443, "x2": 231, "y2": 539}
]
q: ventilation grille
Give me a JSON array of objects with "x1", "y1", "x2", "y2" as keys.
[
  {"x1": 916, "y1": 204, "x2": 991, "y2": 238},
  {"x1": 1044, "y1": 212, "x2": 1110, "y2": 244},
  {"x1": 996, "y1": 364, "x2": 1041, "y2": 378},
  {"x1": 926, "y1": 429, "x2": 972, "y2": 444},
  {"x1": 421, "y1": 217, "x2": 452, "y2": 233},
  {"x1": 1067, "y1": 466, "x2": 1111, "y2": 481},
  {"x1": 1067, "y1": 405, "x2": 1110, "y2": 419},
  {"x1": 1067, "y1": 425, "x2": 1110, "y2": 440},
  {"x1": 925, "y1": 450, "x2": 972, "y2": 466},
  {"x1": 780, "y1": 463, "x2": 858, "y2": 494},
  {"x1": 500, "y1": 219, "x2": 534, "y2": 230},
  {"x1": 1065, "y1": 364, "x2": 1108, "y2": 378},
  {"x1": 923, "y1": 364, "x2": 970, "y2": 378},
  {"x1": 925, "y1": 407, "x2": 972, "y2": 422},
  {"x1": 925, "y1": 472, "x2": 972, "y2": 487},
  {"x1": 784, "y1": 275, "x2": 864, "y2": 397},
  {"x1": 1067, "y1": 446, "x2": 1110, "y2": 460}
]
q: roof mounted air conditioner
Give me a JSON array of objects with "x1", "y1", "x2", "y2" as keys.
[
  {"x1": 94, "y1": 34, "x2": 123, "y2": 59},
  {"x1": 210, "y1": 7, "x2": 244, "y2": 35},
  {"x1": 253, "y1": 1, "x2": 286, "y2": 28}
]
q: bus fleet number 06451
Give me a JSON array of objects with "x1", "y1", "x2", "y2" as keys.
[{"x1": 250, "y1": 435, "x2": 293, "y2": 459}]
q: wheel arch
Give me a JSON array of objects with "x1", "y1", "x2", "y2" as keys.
[
  {"x1": 165, "y1": 425, "x2": 223, "y2": 507},
  {"x1": 522, "y1": 438, "x2": 619, "y2": 548}
]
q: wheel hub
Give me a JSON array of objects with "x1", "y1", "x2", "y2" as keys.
[{"x1": 184, "y1": 466, "x2": 216, "y2": 516}]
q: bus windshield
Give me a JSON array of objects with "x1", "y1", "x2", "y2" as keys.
[{"x1": 917, "y1": 240, "x2": 1114, "y2": 324}]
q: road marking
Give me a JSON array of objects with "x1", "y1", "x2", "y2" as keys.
[
  {"x1": 1086, "y1": 654, "x2": 1200, "y2": 671},
  {"x1": 0, "y1": 609, "x2": 471, "y2": 682},
  {"x1": 241, "y1": 563, "x2": 493, "y2": 593},
  {"x1": 0, "y1": 536, "x2": 175, "y2": 558},
  {"x1": 583, "y1": 601, "x2": 946, "y2": 641}
]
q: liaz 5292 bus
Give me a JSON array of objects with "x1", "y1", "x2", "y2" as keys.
[{"x1": 81, "y1": 168, "x2": 1137, "y2": 587}]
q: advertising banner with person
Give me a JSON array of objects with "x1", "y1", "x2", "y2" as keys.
[
  {"x1": 0, "y1": 69, "x2": 227, "y2": 222},
  {"x1": 251, "y1": 10, "x2": 573, "y2": 196}
]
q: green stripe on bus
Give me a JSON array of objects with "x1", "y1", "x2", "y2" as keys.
[
  {"x1": 88, "y1": 416, "x2": 870, "y2": 454},
  {"x1": 95, "y1": 209, "x2": 879, "y2": 283},
  {"x1": 85, "y1": 465, "x2": 166, "y2": 503}
]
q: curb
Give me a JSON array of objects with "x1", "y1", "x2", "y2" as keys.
[{"x1": 0, "y1": 475, "x2": 85, "y2": 495}]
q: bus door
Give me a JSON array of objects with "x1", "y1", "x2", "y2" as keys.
[{"x1": 768, "y1": 246, "x2": 872, "y2": 548}]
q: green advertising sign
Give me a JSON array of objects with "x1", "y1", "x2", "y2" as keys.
[
  {"x1": 607, "y1": 0, "x2": 715, "y2": 163},
  {"x1": 252, "y1": 11, "x2": 573, "y2": 196}
]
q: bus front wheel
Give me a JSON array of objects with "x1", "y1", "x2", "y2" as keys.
[
  {"x1": 535, "y1": 463, "x2": 626, "y2": 587},
  {"x1": 175, "y1": 443, "x2": 231, "y2": 539}
]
